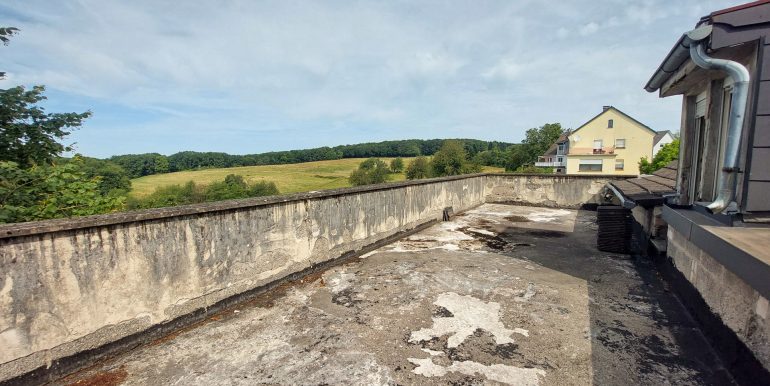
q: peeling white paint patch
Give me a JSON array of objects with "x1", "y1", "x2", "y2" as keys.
[
  {"x1": 438, "y1": 243, "x2": 460, "y2": 251},
  {"x1": 421, "y1": 348, "x2": 444, "y2": 356},
  {"x1": 409, "y1": 357, "x2": 447, "y2": 377},
  {"x1": 756, "y1": 297, "x2": 769, "y2": 319},
  {"x1": 387, "y1": 241, "x2": 463, "y2": 253},
  {"x1": 408, "y1": 357, "x2": 546, "y2": 385},
  {"x1": 527, "y1": 209, "x2": 572, "y2": 223},
  {"x1": 326, "y1": 271, "x2": 355, "y2": 293},
  {"x1": 359, "y1": 251, "x2": 377, "y2": 259},
  {"x1": 410, "y1": 292, "x2": 526, "y2": 348},
  {"x1": 466, "y1": 227, "x2": 495, "y2": 236}
]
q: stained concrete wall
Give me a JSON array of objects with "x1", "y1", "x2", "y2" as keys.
[
  {"x1": 667, "y1": 227, "x2": 770, "y2": 370},
  {"x1": 0, "y1": 173, "x2": 617, "y2": 382},
  {"x1": 485, "y1": 174, "x2": 616, "y2": 208}
]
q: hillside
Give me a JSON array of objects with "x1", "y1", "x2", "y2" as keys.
[
  {"x1": 110, "y1": 138, "x2": 515, "y2": 178},
  {"x1": 130, "y1": 158, "x2": 504, "y2": 197}
]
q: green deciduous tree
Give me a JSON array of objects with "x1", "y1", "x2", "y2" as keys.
[
  {"x1": 430, "y1": 140, "x2": 481, "y2": 177},
  {"x1": 405, "y1": 156, "x2": 431, "y2": 180},
  {"x1": 639, "y1": 139, "x2": 679, "y2": 174},
  {"x1": 108, "y1": 153, "x2": 169, "y2": 178},
  {"x1": 60, "y1": 157, "x2": 131, "y2": 195},
  {"x1": 505, "y1": 123, "x2": 564, "y2": 171},
  {"x1": 390, "y1": 157, "x2": 405, "y2": 173},
  {"x1": 0, "y1": 156, "x2": 125, "y2": 223},
  {"x1": 0, "y1": 86, "x2": 92, "y2": 167},
  {"x1": 1, "y1": 27, "x2": 19, "y2": 79},
  {"x1": 0, "y1": 27, "x2": 19, "y2": 46},
  {"x1": 473, "y1": 146, "x2": 508, "y2": 168},
  {"x1": 349, "y1": 158, "x2": 390, "y2": 186}
]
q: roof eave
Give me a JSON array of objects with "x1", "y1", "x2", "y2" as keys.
[
  {"x1": 645, "y1": 25, "x2": 713, "y2": 93},
  {"x1": 644, "y1": 35, "x2": 691, "y2": 93}
]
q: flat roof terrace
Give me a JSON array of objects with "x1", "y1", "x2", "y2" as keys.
[{"x1": 57, "y1": 204, "x2": 731, "y2": 386}]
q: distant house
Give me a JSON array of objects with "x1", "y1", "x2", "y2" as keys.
[
  {"x1": 652, "y1": 130, "x2": 675, "y2": 156},
  {"x1": 534, "y1": 132, "x2": 569, "y2": 173},
  {"x1": 536, "y1": 106, "x2": 656, "y2": 175}
]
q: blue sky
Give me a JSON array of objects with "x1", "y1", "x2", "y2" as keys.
[{"x1": 2, "y1": 0, "x2": 740, "y2": 158}]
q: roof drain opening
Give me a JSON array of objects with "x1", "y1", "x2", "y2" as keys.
[
  {"x1": 688, "y1": 39, "x2": 750, "y2": 214},
  {"x1": 442, "y1": 206, "x2": 454, "y2": 221}
]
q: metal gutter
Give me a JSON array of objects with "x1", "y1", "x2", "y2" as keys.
[
  {"x1": 644, "y1": 35, "x2": 690, "y2": 92},
  {"x1": 644, "y1": 26, "x2": 713, "y2": 93}
]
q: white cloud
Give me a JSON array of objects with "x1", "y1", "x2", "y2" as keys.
[
  {"x1": 0, "y1": 0, "x2": 741, "y2": 157},
  {"x1": 482, "y1": 58, "x2": 525, "y2": 81},
  {"x1": 579, "y1": 22, "x2": 600, "y2": 36}
]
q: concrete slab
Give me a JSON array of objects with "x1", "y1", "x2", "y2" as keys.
[{"x1": 57, "y1": 204, "x2": 733, "y2": 386}]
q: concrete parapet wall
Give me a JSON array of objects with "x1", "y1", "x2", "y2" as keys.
[
  {"x1": 484, "y1": 174, "x2": 616, "y2": 208},
  {"x1": 0, "y1": 173, "x2": 617, "y2": 382},
  {"x1": 667, "y1": 226, "x2": 770, "y2": 370}
]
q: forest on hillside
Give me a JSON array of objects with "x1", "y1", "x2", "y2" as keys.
[{"x1": 107, "y1": 139, "x2": 517, "y2": 178}]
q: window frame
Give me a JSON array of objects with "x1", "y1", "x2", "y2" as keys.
[
  {"x1": 608, "y1": 119, "x2": 614, "y2": 128},
  {"x1": 615, "y1": 159, "x2": 624, "y2": 171},
  {"x1": 615, "y1": 138, "x2": 626, "y2": 149},
  {"x1": 578, "y1": 159, "x2": 603, "y2": 172}
]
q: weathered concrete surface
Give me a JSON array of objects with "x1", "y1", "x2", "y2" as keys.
[
  {"x1": 485, "y1": 174, "x2": 619, "y2": 208},
  {"x1": 668, "y1": 227, "x2": 770, "y2": 370},
  {"x1": 0, "y1": 177, "x2": 487, "y2": 382},
  {"x1": 56, "y1": 204, "x2": 732, "y2": 385}
]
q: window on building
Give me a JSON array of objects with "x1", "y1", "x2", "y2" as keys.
[
  {"x1": 557, "y1": 156, "x2": 564, "y2": 163},
  {"x1": 615, "y1": 138, "x2": 626, "y2": 148},
  {"x1": 578, "y1": 159, "x2": 602, "y2": 172},
  {"x1": 593, "y1": 139, "x2": 603, "y2": 149},
  {"x1": 608, "y1": 119, "x2": 614, "y2": 128},
  {"x1": 615, "y1": 159, "x2": 624, "y2": 171},
  {"x1": 557, "y1": 143, "x2": 564, "y2": 154}
]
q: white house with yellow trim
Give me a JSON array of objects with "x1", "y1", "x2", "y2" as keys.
[{"x1": 539, "y1": 106, "x2": 656, "y2": 176}]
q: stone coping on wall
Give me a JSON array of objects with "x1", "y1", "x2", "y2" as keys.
[
  {"x1": 662, "y1": 205, "x2": 770, "y2": 300},
  {"x1": 0, "y1": 173, "x2": 625, "y2": 239}
]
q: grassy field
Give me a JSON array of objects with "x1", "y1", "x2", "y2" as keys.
[{"x1": 130, "y1": 158, "x2": 504, "y2": 197}]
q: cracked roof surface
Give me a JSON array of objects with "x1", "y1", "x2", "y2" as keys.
[{"x1": 58, "y1": 204, "x2": 732, "y2": 386}]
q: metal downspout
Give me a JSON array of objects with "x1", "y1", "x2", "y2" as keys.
[
  {"x1": 688, "y1": 42, "x2": 750, "y2": 214},
  {"x1": 605, "y1": 183, "x2": 636, "y2": 209}
]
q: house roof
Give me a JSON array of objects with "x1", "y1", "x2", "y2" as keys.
[
  {"x1": 653, "y1": 130, "x2": 672, "y2": 146},
  {"x1": 570, "y1": 106, "x2": 657, "y2": 137},
  {"x1": 645, "y1": 0, "x2": 770, "y2": 93},
  {"x1": 609, "y1": 160, "x2": 678, "y2": 205},
  {"x1": 542, "y1": 132, "x2": 570, "y2": 156},
  {"x1": 711, "y1": 0, "x2": 770, "y2": 16}
]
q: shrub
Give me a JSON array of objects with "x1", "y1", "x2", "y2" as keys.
[
  {"x1": 514, "y1": 165, "x2": 553, "y2": 174},
  {"x1": 349, "y1": 158, "x2": 390, "y2": 186},
  {"x1": 128, "y1": 174, "x2": 279, "y2": 209},
  {"x1": 639, "y1": 139, "x2": 679, "y2": 174},
  {"x1": 390, "y1": 157, "x2": 405, "y2": 173},
  {"x1": 405, "y1": 156, "x2": 431, "y2": 180},
  {"x1": 0, "y1": 156, "x2": 125, "y2": 223},
  {"x1": 430, "y1": 140, "x2": 482, "y2": 177}
]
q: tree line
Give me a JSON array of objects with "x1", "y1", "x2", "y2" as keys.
[
  {"x1": 107, "y1": 139, "x2": 516, "y2": 178},
  {"x1": 348, "y1": 140, "x2": 486, "y2": 186}
]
